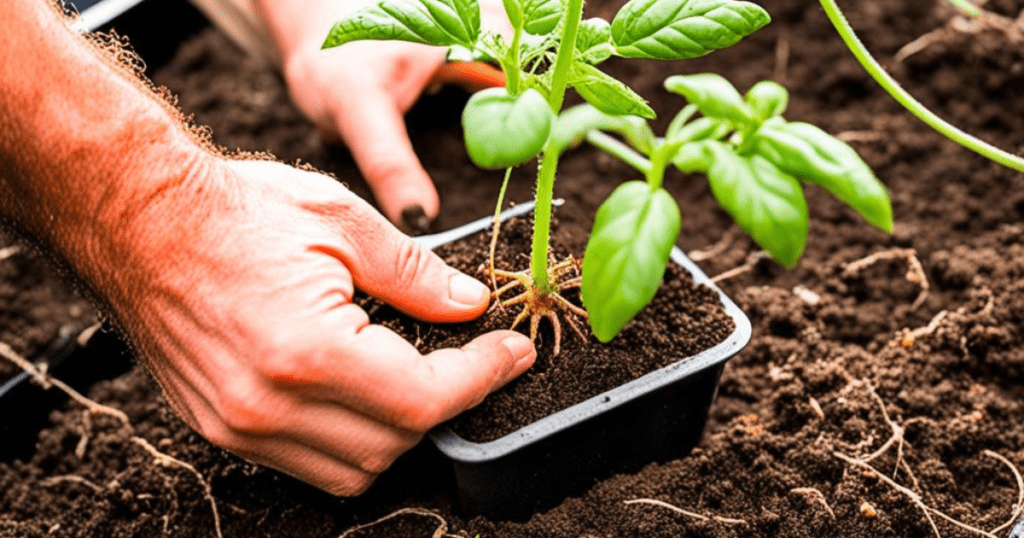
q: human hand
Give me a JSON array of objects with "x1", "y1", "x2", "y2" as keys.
[
  {"x1": 258, "y1": 0, "x2": 507, "y2": 229},
  {"x1": 99, "y1": 158, "x2": 534, "y2": 494}
]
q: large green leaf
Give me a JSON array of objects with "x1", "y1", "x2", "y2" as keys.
[
  {"x1": 702, "y1": 141, "x2": 809, "y2": 267},
  {"x1": 462, "y1": 88, "x2": 553, "y2": 169},
  {"x1": 582, "y1": 182, "x2": 681, "y2": 342},
  {"x1": 753, "y1": 122, "x2": 893, "y2": 232},
  {"x1": 610, "y1": 0, "x2": 769, "y2": 60},
  {"x1": 576, "y1": 18, "x2": 614, "y2": 64},
  {"x1": 323, "y1": 0, "x2": 480, "y2": 48},
  {"x1": 664, "y1": 73, "x2": 753, "y2": 125},
  {"x1": 571, "y1": 64, "x2": 656, "y2": 119}
]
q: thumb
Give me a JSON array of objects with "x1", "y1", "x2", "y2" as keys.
[
  {"x1": 338, "y1": 198, "x2": 492, "y2": 323},
  {"x1": 333, "y1": 89, "x2": 440, "y2": 228}
]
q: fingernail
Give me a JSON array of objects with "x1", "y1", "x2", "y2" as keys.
[
  {"x1": 448, "y1": 273, "x2": 489, "y2": 306},
  {"x1": 501, "y1": 335, "x2": 536, "y2": 363},
  {"x1": 401, "y1": 204, "x2": 431, "y2": 235}
]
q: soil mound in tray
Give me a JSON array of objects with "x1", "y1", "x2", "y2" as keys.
[
  {"x1": 2, "y1": 0, "x2": 1024, "y2": 536},
  {"x1": 357, "y1": 215, "x2": 734, "y2": 442}
]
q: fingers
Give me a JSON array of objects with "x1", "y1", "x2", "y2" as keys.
[
  {"x1": 332, "y1": 89, "x2": 440, "y2": 226},
  {"x1": 321, "y1": 198, "x2": 491, "y2": 322}
]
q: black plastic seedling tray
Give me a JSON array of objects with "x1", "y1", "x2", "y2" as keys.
[{"x1": 418, "y1": 203, "x2": 753, "y2": 522}]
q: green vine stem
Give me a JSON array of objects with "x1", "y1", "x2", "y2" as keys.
[
  {"x1": 530, "y1": 0, "x2": 586, "y2": 292},
  {"x1": 819, "y1": 0, "x2": 1024, "y2": 172}
]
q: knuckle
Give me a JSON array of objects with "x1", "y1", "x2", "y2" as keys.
[
  {"x1": 391, "y1": 395, "x2": 444, "y2": 433},
  {"x1": 194, "y1": 418, "x2": 242, "y2": 453},
  {"x1": 325, "y1": 472, "x2": 377, "y2": 497},
  {"x1": 354, "y1": 452, "x2": 396, "y2": 475},
  {"x1": 216, "y1": 379, "x2": 281, "y2": 436},
  {"x1": 393, "y1": 240, "x2": 432, "y2": 292}
]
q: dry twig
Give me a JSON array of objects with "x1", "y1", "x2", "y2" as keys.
[
  {"x1": 624, "y1": 498, "x2": 747, "y2": 525},
  {"x1": 336, "y1": 508, "x2": 462, "y2": 538}
]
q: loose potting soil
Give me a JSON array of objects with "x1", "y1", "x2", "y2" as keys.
[{"x1": 2, "y1": 0, "x2": 1024, "y2": 536}]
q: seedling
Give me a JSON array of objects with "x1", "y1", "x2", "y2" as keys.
[{"x1": 323, "y1": 0, "x2": 893, "y2": 351}]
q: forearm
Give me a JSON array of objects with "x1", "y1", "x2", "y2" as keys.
[{"x1": 0, "y1": 1, "x2": 216, "y2": 302}]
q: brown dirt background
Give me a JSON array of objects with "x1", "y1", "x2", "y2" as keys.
[{"x1": 2, "y1": 0, "x2": 1024, "y2": 536}]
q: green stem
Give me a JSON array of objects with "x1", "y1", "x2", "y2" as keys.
[
  {"x1": 546, "y1": 0, "x2": 584, "y2": 112},
  {"x1": 585, "y1": 131, "x2": 653, "y2": 175},
  {"x1": 528, "y1": 0, "x2": 585, "y2": 292},
  {"x1": 488, "y1": 167, "x2": 514, "y2": 290},
  {"x1": 819, "y1": 0, "x2": 1024, "y2": 173},
  {"x1": 506, "y1": 27, "x2": 523, "y2": 94},
  {"x1": 531, "y1": 143, "x2": 560, "y2": 292},
  {"x1": 943, "y1": 0, "x2": 981, "y2": 16}
]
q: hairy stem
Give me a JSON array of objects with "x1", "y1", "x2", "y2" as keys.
[
  {"x1": 819, "y1": 0, "x2": 1024, "y2": 172},
  {"x1": 531, "y1": 144, "x2": 560, "y2": 292},
  {"x1": 529, "y1": 0, "x2": 585, "y2": 292},
  {"x1": 506, "y1": 26, "x2": 523, "y2": 94}
]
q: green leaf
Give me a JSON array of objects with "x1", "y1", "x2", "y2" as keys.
[
  {"x1": 667, "y1": 116, "x2": 730, "y2": 146},
  {"x1": 576, "y1": 18, "x2": 614, "y2": 64},
  {"x1": 745, "y1": 80, "x2": 788, "y2": 122},
  {"x1": 582, "y1": 182, "x2": 681, "y2": 342},
  {"x1": 702, "y1": 141, "x2": 809, "y2": 267},
  {"x1": 551, "y1": 104, "x2": 656, "y2": 154},
  {"x1": 571, "y1": 64, "x2": 656, "y2": 119},
  {"x1": 323, "y1": 0, "x2": 481, "y2": 48},
  {"x1": 610, "y1": 0, "x2": 770, "y2": 60},
  {"x1": 753, "y1": 122, "x2": 893, "y2": 232},
  {"x1": 462, "y1": 87, "x2": 554, "y2": 169},
  {"x1": 665, "y1": 73, "x2": 753, "y2": 125},
  {"x1": 522, "y1": 0, "x2": 564, "y2": 34}
]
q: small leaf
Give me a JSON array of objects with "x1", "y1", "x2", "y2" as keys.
[
  {"x1": 753, "y1": 122, "x2": 893, "y2": 232},
  {"x1": 667, "y1": 116, "x2": 730, "y2": 146},
  {"x1": 462, "y1": 88, "x2": 554, "y2": 169},
  {"x1": 576, "y1": 18, "x2": 614, "y2": 64},
  {"x1": 745, "y1": 80, "x2": 788, "y2": 122},
  {"x1": 665, "y1": 73, "x2": 753, "y2": 125},
  {"x1": 611, "y1": 0, "x2": 770, "y2": 60},
  {"x1": 572, "y1": 64, "x2": 656, "y2": 119},
  {"x1": 503, "y1": 0, "x2": 524, "y2": 29},
  {"x1": 583, "y1": 182, "x2": 681, "y2": 342},
  {"x1": 323, "y1": 0, "x2": 481, "y2": 48},
  {"x1": 523, "y1": 0, "x2": 564, "y2": 34},
  {"x1": 552, "y1": 104, "x2": 656, "y2": 154},
  {"x1": 703, "y1": 141, "x2": 809, "y2": 267}
]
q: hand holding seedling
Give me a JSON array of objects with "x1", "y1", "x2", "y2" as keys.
[
  {"x1": 253, "y1": 0, "x2": 508, "y2": 229},
  {"x1": 0, "y1": 0, "x2": 534, "y2": 496}
]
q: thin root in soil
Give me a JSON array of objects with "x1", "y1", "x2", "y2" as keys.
[{"x1": 489, "y1": 256, "x2": 588, "y2": 356}]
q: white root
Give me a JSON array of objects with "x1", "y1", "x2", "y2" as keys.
[
  {"x1": 623, "y1": 498, "x2": 747, "y2": 525},
  {"x1": 336, "y1": 508, "x2": 461, "y2": 538},
  {"x1": 843, "y1": 248, "x2": 930, "y2": 311}
]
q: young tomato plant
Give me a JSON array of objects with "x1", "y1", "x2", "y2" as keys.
[
  {"x1": 553, "y1": 75, "x2": 893, "y2": 340},
  {"x1": 323, "y1": 0, "x2": 889, "y2": 351}
]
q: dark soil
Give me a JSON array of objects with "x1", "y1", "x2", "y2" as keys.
[
  {"x1": 3, "y1": 0, "x2": 1024, "y2": 536},
  {"x1": 359, "y1": 215, "x2": 734, "y2": 442}
]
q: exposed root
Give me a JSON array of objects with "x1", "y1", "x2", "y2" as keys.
[
  {"x1": 624, "y1": 498, "x2": 747, "y2": 525},
  {"x1": 791, "y1": 487, "x2": 835, "y2": 519},
  {"x1": 687, "y1": 228, "x2": 737, "y2": 262},
  {"x1": 336, "y1": 508, "x2": 461, "y2": 538},
  {"x1": 896, "y1": 7, "x2": 1023, "y2": 62},
  {"x1": 773, "y1": 29, "x2": 790, "y2": 83},
  {"x1": 489, "y1": 256, "x2": 588, "y2": 356},
  {"x1": 982, "y1": 450, "x2": 1024, "y2": 534},
  {"x1": 41, "y1": 475, "x2": 104, "y2": 493},
  {"x1": 76, "y1": 410, "x2": 93, "y2": 459},
  {"x1": 834, "y1": 452, "x2": 997, "y2": 538},
  {"x1": 710, "y1": 251, "x2": 771, "y2": 284},
  {"x1": 836, "y1": 130, "x2": 884, "y2": 143},
  {"x1": 0, "y1": 338, "x2": 223, "y2": 538},
  {"x1": 133, "y1": 437, "x2": 222, "y2": 538},
  {"x1": 0, "y1": 245, "x2": 22, "y2": 262},
  {"x1": 843, "y1": 248, "x2": 929, "y2": 311}
]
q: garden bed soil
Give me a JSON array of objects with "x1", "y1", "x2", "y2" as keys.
[{"x1": 2, "y1": 0, "x2": 1024, "y2": 536}]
